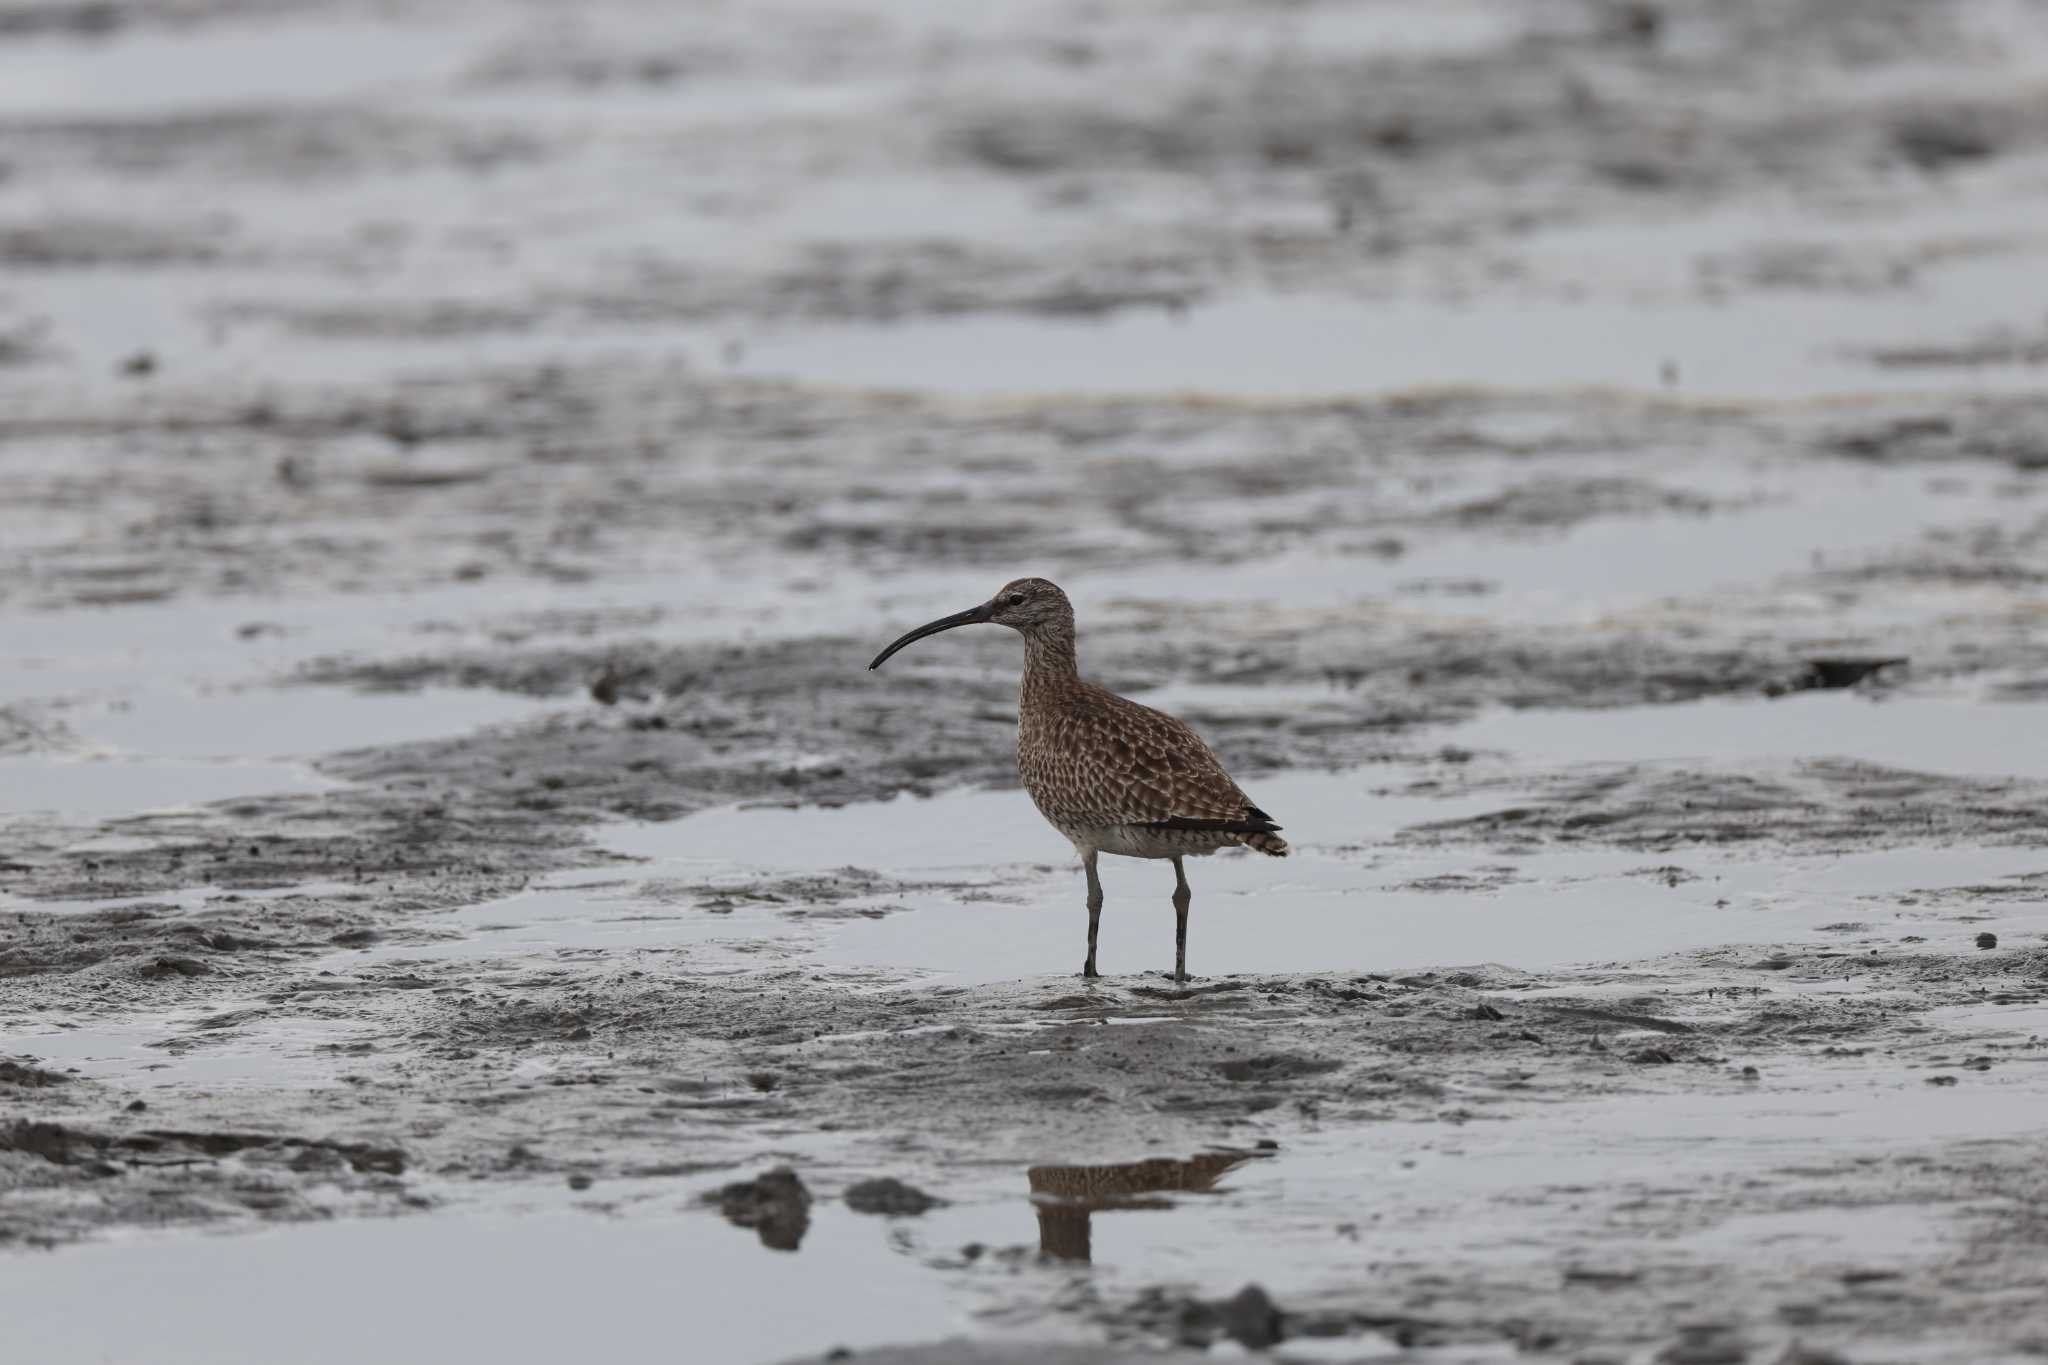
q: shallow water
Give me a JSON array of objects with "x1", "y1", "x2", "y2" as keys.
[
  {"x1": 0, "y1": 752, "x2": 337, "y2": 818},
  {"x1": 0, "y1": 1199, "x2": 976, "y2": 1365},
  {"x1": 0, "y1": 18, "x2": 477, "y2": 116}
]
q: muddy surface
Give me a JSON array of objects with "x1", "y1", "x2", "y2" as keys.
[{"x1": 3, "y1": 0, "x2": 2048, "y2": 1362}]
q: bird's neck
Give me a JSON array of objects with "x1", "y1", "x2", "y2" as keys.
[{"x1": 1021, "y1": 624, "x2": 1079, "y2": 683}]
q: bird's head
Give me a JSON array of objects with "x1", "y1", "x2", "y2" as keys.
[{"x1": 868, "y1": 577, "x2": 1072, "y2": 669}]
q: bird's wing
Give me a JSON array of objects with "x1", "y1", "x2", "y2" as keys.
[{"x1": 1048, "y1": 690, "x2": 1279, "y2": 832}]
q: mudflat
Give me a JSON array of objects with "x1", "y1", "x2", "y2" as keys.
[{"x1": 2, "y1": 1, "x2": 2046, "y2": 1362}]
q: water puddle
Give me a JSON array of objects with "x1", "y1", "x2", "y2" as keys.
[
  {"x1": 729, "y1": 256, "x2": 2048, "y2": 402},
  {"x1": 0, "y1": 753, "x2": 336, "y2": 819},
  {"x1": 75, "y1": 686, "x2": 555, "y2": 762},
  {"x1": 1451, "y1": 690, "x2": 2048, "y2": 781},
  {"x1": 0, "y1": 683, "x2": 553, "y2": 819},
  {"x1": 2, "y1": 1009, "x2": 375, "y2": 1092},
  {"x1": 301, "y1": 880, "x2": 792, "y2": 975},
  {"x1": 0, "y1": 1200, "x2": 972, "y2": 1365},
  {"x1": 0, "y1": 19, "x2": 479, "y2": 117},
  {"x1": 1919, "y1": 999, "x2": 2048, "y2": 1040}
]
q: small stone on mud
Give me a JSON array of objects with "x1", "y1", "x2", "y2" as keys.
[
  {"x1": 1925, "y1": 1074, "x2": 1958, "y2": 1086},
  {"x1": 1773, "y1": 1345, "x2": 1853, "y2": 1365},
  {"x1": 1146, "y1": 1282, "x2": 1287, "y2": 1351},
  {"x1": 1788, "y1": 657, "x2": 1906, "y2": 692},
  {"x1": 707, "y1": 1166, "x2": 812, "y2": 1251},
  {"x1": 1975, "y1": 932, "x2": 1998, "y2": 950},
  {"x1": 1469, "y1": 1003, "x2": 1505, "y2": 1021},
  {"x1": 567, "y1": 1173, "x2": 593, "y2": 1190},
  {"x1": 1214, "y1": 1284, "x2": 1285, "y2": 1350},
  {"x1": 1893, "y1": 111, "x2": 1999, "y2": 169},
  {"x1": 1654, "y1": 1322, "x2": 1749, "y2": 1364},
  {"x1": 843, "y1": 1177, "x2": 945, "y2": 1216},
  {"x1": 138, "y1": 955, "x2": 210, "y2": 979},
  {"x1": 125, "y1": 1099, "x2": 146, "y2": 1112}
]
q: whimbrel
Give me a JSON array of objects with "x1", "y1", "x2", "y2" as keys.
[{"x1": 869, "y1": 577, "x2": 1287, "y2": 982}]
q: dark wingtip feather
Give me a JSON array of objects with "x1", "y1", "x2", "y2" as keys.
[{"x1": 1140, "y1": 814, "x2": 1283, "y2": 836}]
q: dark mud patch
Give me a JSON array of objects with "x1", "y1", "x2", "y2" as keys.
[
  {"x1": 1401, "y1": 761, "x2": 2048, "y2": 854},
  {"x1": 0, "y1": 1059, "x2": 70, "y2": 1087},
  {"x1": 1820, "y1": 400, "x2": 2048, "y2": 469},
  {"x1": 0, "y1": 215, "x2": 232, "y2": 267},
  {"x1": 0, "y1": 704, "x2": 69, "y2": 754},
  {"x1": 571, "y1": 242, "x2": 1207, "y2": 327},
  {"x1": 0, "y1": 787, "x2": 600, "y2": 980},
  {"x1": 1429, "y1": 476, "x2": 1721, "y2": 530},
  {"x1": 288, "y1": 615, "x2": 1940, "y2": 839},
  {"x1": 1, "y1": 1122, "x2": 404, "y2": 1175},
  {"x1": 639, "y1": 868, "x2": 981, "y2": 916},
  {"x1": 0, "y1": 1117, "x2": 416, "y2": 1246},
  {"x1": 1865, "y1": 327, "x2": 2048, "y2": 371}
]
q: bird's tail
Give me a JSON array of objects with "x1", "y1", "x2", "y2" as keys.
[
  {"x1": 1241, "y1": 831, "x2": 1289, "y2": 857},
  {"x1": 1140, "y1": 811, "x2": 1289, "y2": 857}
]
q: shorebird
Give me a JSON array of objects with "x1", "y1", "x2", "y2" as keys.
[{"x1": 868, "y1": 577, "x2": 1287, "y2": 982}]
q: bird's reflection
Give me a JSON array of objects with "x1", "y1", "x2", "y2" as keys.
[{"x1": 1027, "y1": 1149, "x2": 1265, "y2": 1263}]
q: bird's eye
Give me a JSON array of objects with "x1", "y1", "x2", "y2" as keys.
[{"x1": 1007, "y1": 592, "x2": 1026, "y2": 606}]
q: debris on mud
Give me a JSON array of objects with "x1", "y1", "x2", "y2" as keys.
[{"x1": 842, "y1": 1177, "x2": 945, "y2": 1217}]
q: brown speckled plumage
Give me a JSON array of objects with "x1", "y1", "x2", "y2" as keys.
[{"x1": 869, "y1": 577, "x2": 1286, "y2": 982}]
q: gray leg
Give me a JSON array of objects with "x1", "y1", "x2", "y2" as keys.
[
  {"x1": 1083, "y1": 850, "x2": 1103, "y2": 979},
  {"x1": 1171, "y1": 856, "x2": 1191, "y2": 983}
]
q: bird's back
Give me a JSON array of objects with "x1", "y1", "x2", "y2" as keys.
[{"x1": 1017, "y1": 675, "x2": 1286, "y2": 857}]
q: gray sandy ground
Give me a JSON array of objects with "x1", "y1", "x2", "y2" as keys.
[{"x1": 3, "y1": 1, "x2": 2048, "y2": 1362}]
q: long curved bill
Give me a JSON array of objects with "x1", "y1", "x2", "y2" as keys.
[{"x1": 868, "y1": 603, "x2": 992, "y2": 670}]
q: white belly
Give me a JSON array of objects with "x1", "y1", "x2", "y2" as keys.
[{"x1": 1063, "y1": 823, "x2": 1232, "y2": 860}]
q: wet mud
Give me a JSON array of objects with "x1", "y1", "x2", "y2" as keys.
[{"x1": 3, "y1": 0, "x2": 2048, "y2": 1362}]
